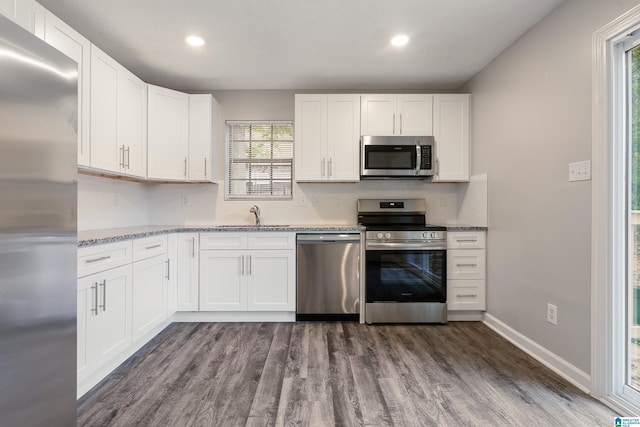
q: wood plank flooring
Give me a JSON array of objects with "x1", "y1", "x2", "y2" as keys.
[{"x1": 77, "y1": 322, "x2": 618, "y2": 426}]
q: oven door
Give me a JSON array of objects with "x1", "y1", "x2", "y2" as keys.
[{"x1": 365, "y1": 247, "x2": 446, "y2": 303}]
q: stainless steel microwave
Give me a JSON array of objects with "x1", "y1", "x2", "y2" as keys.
[{"x1": 360, "y1": 135, "x2": 435, "y2": 179}]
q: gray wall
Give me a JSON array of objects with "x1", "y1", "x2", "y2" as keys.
[{"x1": 465, "y1": 0, "x2": 640, "y2": 373}]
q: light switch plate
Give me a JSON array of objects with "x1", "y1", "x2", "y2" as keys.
[{"x1": 569, "y1": 160, "x2": 591, "y2": 182}]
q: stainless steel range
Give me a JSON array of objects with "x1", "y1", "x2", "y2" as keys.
[{"x1": 358, "y1": 199, "x2": 447, "y2": 324}]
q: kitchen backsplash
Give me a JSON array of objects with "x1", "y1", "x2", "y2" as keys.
[{"x1": 78, "y1": 173, "x2": 487, "y2": 231}]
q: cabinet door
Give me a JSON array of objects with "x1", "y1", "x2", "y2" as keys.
[
  {"x1": 294, "y1": 94, "x2": 327, "y2": 181},
  {"x1": 84, "y1": 265, "x2": 133, "y2": 369},
  {"x1": 44, "y1": 11, "x2": 91, "y2": 166},
  {"x1": 327, "y1": 94, "x2": 360, "y2": 181},
  {"x1": 199, "y1": 250, "x2": 246, "y2": 311},
  {"x1": 147, "y1": 85, "x2": 189, "y2": 180},
  {"x1": 167, "y1": 234, "x2": 178, "y2": 315},
  {"x1": 1, "y1": 0, "x2": 45, "y2": 37},
  {"x1": 177, "y1": 233, "x2": 200, "y2": 311},
  {"x1": 76, "y1": 284, "x2": 89, "y2": 381},
  {"x1": 188, "y1": 94, "x2": 213, "y2": 182},
  {"x1": 89, "y1": 45, "x2": 119, "y2": 173},
  {"x1": 397, "y1": 95, "x2": 433, "y2": 136},
  {"x1": 432, "y1": 94, "x2": 470, "y2": 182},
  {"x1": 118, "y1": 69, "x2": 147, "y2": 178},
  {"x1": 132, "y1": 255, "x2": 168, "y2": 342},
  {"x1": 361, "y1": 95, "x2": 396, "y2": 136},
  {"x1": 247, "y1": 250, "x2": 295, "y2": 311}
]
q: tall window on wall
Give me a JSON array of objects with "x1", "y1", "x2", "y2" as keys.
[{"x1": 225, "y1": 121, "x2": 293, "y2": 199}]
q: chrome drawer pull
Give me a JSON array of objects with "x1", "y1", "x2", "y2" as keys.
[
  {"x1": 457, "y1": 294, "x2": 478, "y2": 298},
  {"x1": 456, "y1": 263, "x2": 478, "y2": 267},
  {"x1": 86, "y1": 255, "x2": 111, "y2": 264},
  {"x1": 145, "y1": 244, "x2": 162, "y2": 250}
]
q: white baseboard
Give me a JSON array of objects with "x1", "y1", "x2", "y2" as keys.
[
  {"x1": 483, "y1": 313, "x2": 591, "y2": 393},
  {"x1": 448, "y1": 311, "x2": 484, "y2": 321},
  {"x1": 172, "y1": 311, "x2": 296, "y2": 323}
]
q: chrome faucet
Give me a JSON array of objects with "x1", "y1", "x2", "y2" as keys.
[{"x1": 249, "y1": 205, "x2": 262, "y2": 226}]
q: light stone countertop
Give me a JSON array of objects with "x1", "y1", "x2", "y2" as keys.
[
  {"x1": 78, "y1": 224, "x2": 366, "y2": 247},
  {"x1": 78, "y1": 224, "x2": 488, "y2": 247}
]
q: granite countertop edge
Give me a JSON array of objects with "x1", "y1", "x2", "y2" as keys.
[
  {"x1": 78, "y1": 224, "x2": 488, "y2": 247},
  {"x1": 78, "y1": 225, "x2": 366, "y2": 247}
]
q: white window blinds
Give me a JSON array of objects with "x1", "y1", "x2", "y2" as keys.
[{"x1": 225, "y1": 121, "x2": 293, "y2": 199}]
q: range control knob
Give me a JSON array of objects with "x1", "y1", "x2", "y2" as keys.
[
  {"x1": 422, "y1": 232, "x2": 429, "y2": 238},
  {"x1": 384, "y1": 232, "x2": 391, "y2": 239},
  {"x1": 431, "y1": 232, "x2": 437, "y2": 239},
  {"x1": 376, "y1": 232, "x2": 384, "y2": 239}
]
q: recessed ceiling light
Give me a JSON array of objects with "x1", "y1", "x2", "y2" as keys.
[
  {"x1": 186, "y1": 35, "x2": 205, "y2": 47},
  {"x1": 391, "y1": 34, "x2": 410, "y2": 47}
]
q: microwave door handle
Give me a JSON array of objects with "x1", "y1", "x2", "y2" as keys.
[{"x1": 415, "y1": 143, "x2": 421, "y2": 175}]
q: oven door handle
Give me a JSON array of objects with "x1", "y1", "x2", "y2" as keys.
[{"x1": 366, "y1": 241, "x2": 446, "y2": 250}]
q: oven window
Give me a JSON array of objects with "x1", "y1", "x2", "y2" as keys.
[
  {"x1": 365, "y1": 250, "x2": 446, "y2": 303},
  {"x1": 365, "y1": 146, "x2": 415, "y2": 169}
]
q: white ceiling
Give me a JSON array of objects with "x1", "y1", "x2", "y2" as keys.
[{"x1": 38, "y1": 0, "x2": 564, "y2": 92}]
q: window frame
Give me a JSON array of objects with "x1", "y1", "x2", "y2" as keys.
[{"x1": 224, "y1": 120, "x2": 294, "y2": 201}]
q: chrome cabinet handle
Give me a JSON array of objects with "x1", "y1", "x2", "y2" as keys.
[
  {"x1": 241, "y1": 255, "x2": 245, "y2": 276},
  {"x1": 192, "y1": 237, "x2": 196, "y2": 258},
  {"x1": 146, "y1": 244, "x2": 162, "y2": 250},
  {"x1": 456, "y1": 263, "x2": 478, "y2": 267},
  {"x1": 248, "y1": 255, "x2": 252, "y2": 275},
  {"x1": 321, "y1": 158, "x2": 326, "y2": 177},
  {"x1": 457, "y1": 294, "x2": 478, "y2": 298},
  {"x1": 165, "y1": 259, "x2": 170, "y2": 280},
  {"x1": 119, "y1": 145, "x2": 125, "y2": 168},
  {"x1": 399, "y1": 113, "x2": 403, "y2": 135},
  {"x1": 126, "y1": 146, "x2": 131, "y2": 169},
  {"x1": 392, "y1": 113, "x2": 396, "y2": 134},
  {"x1": 328, "y1": 158, "x2": 333, "y2": 177},
  {"x1": 99, "y1": 279, "x2": 106, "y2": 312},
  {"x1": 456, "y1": 239, "x2": 479, "y2": 243},
  {"x1": 91, "y1": 283, "x2": 98, "y2": 315},
  {"x1": 204, "y1": 158, "x2": 207, "y2": 178},
  {"x1": 86, "y1": 255, "x2": 111, "y2": 264}
]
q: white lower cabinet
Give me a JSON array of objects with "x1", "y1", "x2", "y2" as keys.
[
  {"x1": 132, "y1": 254, "x2": 168, "y2": 342},
  {"x1": 77, "y1": 264, "x2": 133, "y2": 383},
  {"x1": 447, "y1": 231, "x2": 486, "y2": 311},
  {"x1": 199, "y1": 232, "x2": 296, "y2": 312},
  {"x1": 177, "y1": 233, "x2": 200, "y2": 311}
]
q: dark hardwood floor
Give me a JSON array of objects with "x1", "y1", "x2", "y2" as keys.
[{"x1": 77, "y1": 322, "x2": 618, "y2": 426}]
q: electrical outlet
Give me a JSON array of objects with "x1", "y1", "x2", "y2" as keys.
[
  {"x1": 569, "y1": 160, "x2": 591, "y2": 182},
  {"x1": 312, "y1": 194, "x2": 319, "y2": 206},
  {"x1": 181, "y1": 195, "x2": 190, "y2": 207},
  {"x1": 113, "y1": 193, "x2": 120, "y2": 207},
  {"x1": 547, "y1": 303, "x2": 558, "y2": 325}
]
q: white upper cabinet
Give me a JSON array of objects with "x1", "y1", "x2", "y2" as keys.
[
  {"x1": 43, "y1": 10, "x2": 91, "y2": 166},
  {"x1": 432, "y1": 94, "x2": 470, "y2": 182},
  {"x1": 294, "y1": 94, "x2": 360, "y2": 182},
  {"x1": 90, "y1": 45, "x2": 147, "y2": 178},
  {"x1": 0, "y1": 0, "x2": 45, "y2": 37},
  {"x1": 361, "y1": 94, "x2": 433, "y2": 136},
  {"x1": 147, "y1": 85, "x2": 189, "y2": 181},
  {"x1": 188, "y1": 94, "x2": 219, "y2": 182}
]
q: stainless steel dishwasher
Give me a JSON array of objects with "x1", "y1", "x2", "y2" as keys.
[{"x1": 296, "y1": 234, "x2": 360, "y2": 320}]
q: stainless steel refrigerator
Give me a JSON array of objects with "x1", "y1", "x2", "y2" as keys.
[{"x1": 0, "y1": 15, "x2": 77, "y2": 426}]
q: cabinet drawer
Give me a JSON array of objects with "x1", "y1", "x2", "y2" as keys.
[
  {"x1": 447, "y1": 232, "x2": 485, "y2": 249},
  {"x1": 200, "y1": 232, "x2": 248, "y2": 250},
  {"x1": 78, "y1": 240, "x2": 132, "y2": 278},
  {"x1": 447, "y1": 280, "x2": 486, "y2": 310},
  {"x1": 447, "y1": 249, "x2": 486, "y2": 279},
  {"x1": 247, "y1": 232, "x2": 295, "y2": 250},
  {"x1": 133, "y1": 235, "x2": 168, "y2": 261}
]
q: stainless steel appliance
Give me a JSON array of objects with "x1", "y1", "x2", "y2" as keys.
[
  {"x1": 0, "y1": 16, "x2": 78, "y2": 426},
  {"x1": 360, "y1": 135, "x2": 435, "y2": 179},
  {"x1": 296, "y1": 234, "x2": 360, "y2": 320},
  {"x1": 358, "y1": 199, "x2": 447, "y2": 323}
]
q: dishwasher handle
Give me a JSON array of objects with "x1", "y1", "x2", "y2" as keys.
[{"x1": 297, "y1": 234, "x2": 360, "y2": 244}]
